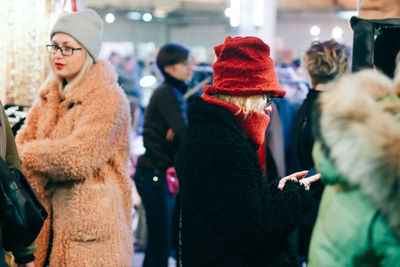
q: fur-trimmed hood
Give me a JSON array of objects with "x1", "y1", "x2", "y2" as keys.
[{"x1": 317, "y1": 69, "x2": 400, "y2": 237}]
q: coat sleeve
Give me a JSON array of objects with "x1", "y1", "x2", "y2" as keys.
[
  {"x1": 11, "y1": 241, "x2": 37, "y2": 264},
  {"x1": 371, "y1": 212, "x2": 400, "y2": 266},
  {"x1": 15, "y1": 102, "x2": 40, "y2": 150},
  {"x1": 2, "y1": 107, "x2": 22, "y2": 171},
  {"x1": 155, "y1": 87, "x2": 187, "y2": 141},
  {"x1": 19, "y1": 89, "x2": 130, "y2": 181},
  {"x1": 192, "y1": 135, "x2": 311, "y2": 256}
]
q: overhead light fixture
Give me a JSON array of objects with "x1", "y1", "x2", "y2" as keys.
[
  {"x1": 105, "y1": 13, "x2": 115, "y2": 23},
  {"x1": 143, "y1": 13, "x2": 153, "y2": 22},
  {"x1": 224, "y1": 8, "x2": 232, "y2": 18},
  {"x1": 337, "y1": 10, "x2": 358, "y2": 20},
  {"x1": 63, "y1": 0, "x2": 72, "y2": 12},
  {"x1": 140, "y1": 75, "x2": 157, "y2": 88},
  {"x1": 310, "y1": 25, "x2": 320, "y2": 37},
  {"x1": 230, "y1": 0, "x2": 240, "y2": 27},
  {"x1": 126, "y1": 11, "x2": 142, "y2": 21},
  {"x1": 253, "y1": 0, "x2": 264, "y2": 27},
  {"x1": 332, "y1": 26, "x2": 343, "y2": 40}
]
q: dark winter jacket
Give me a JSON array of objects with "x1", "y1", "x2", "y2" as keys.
[
  {"x1": 176, "y1": 97, "x2": 311, "y2": 266},
  {"x1": 137, "y1": 75, "x2": 188, "y2": 171},
  {"x1": 292, "y1": 89, "x2": 320, "y2": 170},
  {"x1": 0, "y1": 101, "x2": 37, "y2": 264},
  {"x1": 291, "y1": 89, "x2": 325, "y2": 259}
]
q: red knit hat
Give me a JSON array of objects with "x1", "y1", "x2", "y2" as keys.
[{"x1": 203, "y1": 36, "x2": 286, "y2": 98}]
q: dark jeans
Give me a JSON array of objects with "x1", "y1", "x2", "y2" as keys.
[{"x1": 134, "y1": 166, "x2": 175, "y2": 267}]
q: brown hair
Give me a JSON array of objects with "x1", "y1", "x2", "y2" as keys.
[{"x1": 304, "y1": 40, "x2": 350, "y2": 88}]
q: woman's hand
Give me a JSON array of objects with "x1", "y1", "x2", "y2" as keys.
[
  {"x1": 299, "y1": 173, "x2": 321, "y2": 190},
  {"x1": 17, "y1": 262, "x2": 35, "y2": 267},
  {"x1": 278, "y1": 171, "x2": 321, "y2": 191}
]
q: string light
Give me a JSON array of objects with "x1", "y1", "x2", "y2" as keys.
[{"x1": 0, "y1": 0, "x2": 53, "y2": 105}]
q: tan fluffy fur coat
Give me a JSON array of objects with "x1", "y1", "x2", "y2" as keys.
[
  {"x1": 16, "y1": 61, "x2": 133, "y2": 266},
  {"x1": 318, "y1": 69, "x2": 400, "y2": 237}
]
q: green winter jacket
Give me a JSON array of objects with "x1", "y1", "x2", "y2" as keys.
[
  {"x1": 308, "y1": 69, "x2": 400, "y2": 267},
  {"x1": 0, "y1": 102, "x2": 37, "y2": 263},
  {"x1": 308, "y1": 143, "x2": 400, "y2": 267}
]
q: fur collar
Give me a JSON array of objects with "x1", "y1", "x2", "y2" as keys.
[
  {"x1": 39, "y1": 60, "x2": 117, "y2": 103},
  {"x1": 318, "y1": 69, "x2": 400, "y2": 237}
]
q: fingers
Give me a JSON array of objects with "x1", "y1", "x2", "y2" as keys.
[
  {"x1": 289, "y1": 170, "x2": 309, "y2": 180},
  {"x1": 278, "y1": 176, "x2": 298, "y2": 190},
  {"x1": 300, "y1": 173, "x2": 321, "y2": 185},
  {"x1": 278, "y1": 172, "x2": 322, "y2": 191},
  {"x1": 308, "y1": 173, "x2": 321, "y2": 183},
  {"x1": 299, "y1": 173, "x2": 322, "y2": 191}
]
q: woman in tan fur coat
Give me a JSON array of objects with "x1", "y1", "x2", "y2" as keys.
[{"x1": 15, "y1": 9, "x2": 133, "y2": 267}]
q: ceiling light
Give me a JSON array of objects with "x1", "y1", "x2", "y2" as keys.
[
  {"x1": 224, "y1": 8, "x2": 232, "y2": 18},
  {"x1": 253, "y1": 0, "x2": 264, "y2": 27},
  {"x1": 105, "y1": 13, "x2": 115, "y2": 23},
  {"x1": 126, "y1": 11, "x2": 141, "y2": 21},
  {"x1": 63, "y1": 0, "x2": 72, "y2": 11},
  {"x1": 230, "y1": 0, "x2": 240, "y2": 27},
  {"x1": 143, "y1": 13, "x2": 153, "y2": 22},
  {"x1": 140, "y1": 75, "x2": 157, "y2": 88},
  {"x1": 332, "y1": 26, "x2": 343, "y2": 40},
  {"x1": 310, "y1": 25, "x2": 320, "y2": 36},
  {"x1": 337, "y1": 10, "x2": 358, "y2": 20}
]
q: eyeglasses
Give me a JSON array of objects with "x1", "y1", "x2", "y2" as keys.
[
  {"x1": 263, "y1": 95, "x2": 273, "y2": 107},
  {"x1": 46, "y1": 44, "x2": 82, "y2": 56}
]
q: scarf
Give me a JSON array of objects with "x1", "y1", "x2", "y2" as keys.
[{"x1": 202, "y1": 93, "x2": 270, "y2": 151}]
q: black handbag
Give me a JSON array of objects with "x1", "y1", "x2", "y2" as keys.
[{"x1": 0, "y1": 157, "x2": 48, "y2": 251}]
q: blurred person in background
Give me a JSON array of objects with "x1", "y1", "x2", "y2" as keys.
[
  {"x1": 118, "y1": 56, "x2": 142, "y2": 100},
  {"x1": 15, "y1": 9, "x2": 133, "y2": 266},
  {"x1": 108, "y1": 51, "x2": 121, "y2": 70},
  {"x1": 293, "y1": 40, "x2": 350, "y2": 171},
  {"x1": 291, "y1": 39, "x2": 350, "y2": 263},
  {"x1": 134, "y1": 43, "x2": 192, "y2": 267},
  {"x1": 176, "y1": 36, "x2": 320, "y2": 266},
  {"x1": 0, "y1": 100, "x2": 37, "y2": 267}
]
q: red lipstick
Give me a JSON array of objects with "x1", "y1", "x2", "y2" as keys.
[{"x1": 55, "y1": 63, "x2": 65, "y2": 69}]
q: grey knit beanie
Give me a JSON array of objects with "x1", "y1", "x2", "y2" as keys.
[{"x1": 50, "y1": 9, "x2": 103, "y2": 61}]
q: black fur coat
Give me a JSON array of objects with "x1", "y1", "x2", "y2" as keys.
[{"x1": 176, "y1": 97, "x2": 311, "y2": 266}]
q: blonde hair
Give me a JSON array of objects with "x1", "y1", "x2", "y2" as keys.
[
  {"x1": 304, "y1": 39, "x2": 350, "y2": 88},
  {"x1": 212, "y1": 94, "x2": 266, "y2": 118},
  {"x1": 46, "y1": 49, "x2": 94, "y2": 96}
]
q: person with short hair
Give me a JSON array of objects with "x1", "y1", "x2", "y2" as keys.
[
  {"x1": 293, "y1": 39, "x2": 350, "y2": 170},
  {"x1": 291, "y1": 39, "x2": 350, "y2": 263},
  {"x1": 118, "y1": 56, "x2": 141, "y2": 99},
  {"x1": 134, "y1": 43, "x2": 193, "y2": 267},
  {"x1": 16, "y1": 9, "x2": 133, "y2": 266}
]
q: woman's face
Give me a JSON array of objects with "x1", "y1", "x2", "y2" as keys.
[
  {"x1": 50, "y1": 33, "x2": 85, "y2": 83},
  {"x1": 264, "y1": 94, "x2": 273, "y2": 113},
  {"x1": 164, "y1": 59, "x2": 193, "y2": 82}
]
